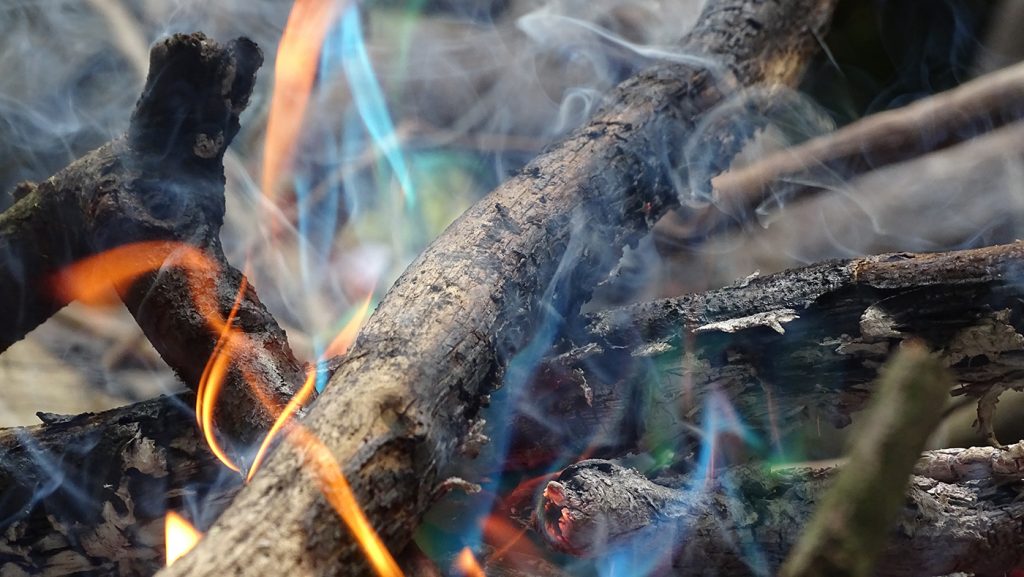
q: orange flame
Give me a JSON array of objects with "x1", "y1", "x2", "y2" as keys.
[
  {"x1": 323, "y1": 293, "x2": 374, "y2": 358},
  {"x1": 165, "y1": 511, "x2": 203, "y2": 566},
  {"x1": 194, "y1": 275, "x2": 251, "y2": 473},
  {"x1": 52, "y1": 241, "x2": 272, "y2": 473},
  {"x1": 262, "y1": 0, "x2": 346, "y2": 203},
  {"x1": 454, "y1": 547, "x2": 486, "y2": 577},
  {"x1": 290, "y1": 425, "x2": 404, "y2": 577}
]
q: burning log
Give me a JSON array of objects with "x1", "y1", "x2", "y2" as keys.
[
  {"x1": 0, "y1": 34, "x2": 306, "y2": 467},
  {"x1": 665, "y1": 57, "x2": 1024, "y2": 245},
  {"x1": 159, "y1": 1, "x2": 839, "y2": 576},
  {"x1": 537, "y1": 443, "x2": 1024, "y2": 577}
]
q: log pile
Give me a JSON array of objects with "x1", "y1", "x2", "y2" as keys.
[{"x1": 2, "y1": 1, "x2": 1024, "y2": 577}]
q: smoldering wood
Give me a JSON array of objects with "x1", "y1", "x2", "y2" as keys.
[
  {"x1": 7, "y1": 245, "x2": 1024, "y2": 575},
  {"x1": 536, "y1": 448, "x2": 1024, "y2": 577},
  {"x1": 160, "y1": 1, "x2": 839, "y2": 576},
  {"x1": 0, "y1": 34, "x2": 306, "y2": 466},
  {"x1": 508, "y1": 242, "x2": 1024, "y2": 468},
  {"x1": 779, "y1": 344, "x2": 952, "y2": 577},
  {"x1": 671, "y1": 58, "x2": 1024, "y2": 245},
  {"x1": 0, "y1": 396, "x2": 234, "y2": 577}
]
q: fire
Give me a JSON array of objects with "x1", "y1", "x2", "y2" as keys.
[
  {"x1": 290, "y1": 425, "x2": 404, "y2": 577},
  {"x1": 323, "y1": 293, "x2": 374, "y2": 358},
  {"x1": 454, "y1": 547, "x2": 486, "y2": 577},
  {"x1": 165, "y1": 511, "x2": 203, "y2": 566},
  {"x1": 262, "y1": 0, "x2": 346, "y2": 204}
]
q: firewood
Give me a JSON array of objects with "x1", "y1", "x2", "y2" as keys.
[
  {"x1": 0, "y1": 34, "x2": 306, "y2": 467},
  {"x1": 537, "y1": 443, "x2": 1024, "y2": 577},
  {"x1": 159, "y1": 1, "x2": 838, "y2": 576},
  {"x1": 515, "y1": 242, "x2": 1024, "y2": 467},
  {"x1": 779, "y1": 343, "x2": 952, "y2": 577},
  {"x1": 0, "y1": 396, "x2": 232, "y2": 577},
  {"x1": 659, "y1": 119, "x2": 1024, "y2": 290},
  {"x1": 666, "y1": 58, "x2": 1024, "y2": 245}
]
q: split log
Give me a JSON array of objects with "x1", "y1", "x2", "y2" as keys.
[
  {"x1": 537, "y1": 446, "x2": 1024, "y2": 577},
  {"x1": 509, "y1": 242, "x2": 1024, "y2": 467},
  {"x1": 670, "y1": 57, "x2": 1024, "y2": 244},
  {"x1": 161, "y1": 1, "x2": 838, "y2": 576},
  {"x1": 0, "y1": 34, "x2": 306, "y2": 465}
]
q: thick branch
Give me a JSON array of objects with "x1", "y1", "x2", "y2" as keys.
[
  {"x1": 510, "y1": 242, "x2": 1024, "y2": 467},
  {"x1": 538, "y1": 450, "x2": 1024, "y2": 577},
  {"x1": 162, "y1": 2, "x2": 837, "y2": 576},
  {"x1": 0, "y1": 34, "x2": 305, "y2": 465},
  {"x1": 0, "y1": 397, "x2": 234, "y2": 577}
]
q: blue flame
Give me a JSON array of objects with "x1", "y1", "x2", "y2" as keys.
[{"x1": 339, "y1": 4, "x2": 417, "y2": 210}]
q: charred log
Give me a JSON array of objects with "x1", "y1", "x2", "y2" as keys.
[
  {"x1": 160, "y1": 1, "x2": 838, "y2": 576},
  {"x1": 0, "y1": 34, "x2": 306, "y2": 467},
  {"x1": 511, "y1": 242, "x2": 1024, "y2": 467},
  {"x1": 537, "y1": 446, "x2": 1024, "y2": 577}
]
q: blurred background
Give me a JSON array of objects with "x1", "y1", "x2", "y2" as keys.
[{"x1": 0, "y1": 0, "x2": 1021, "y2": 445}]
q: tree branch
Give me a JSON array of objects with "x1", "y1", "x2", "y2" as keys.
[
  {"x1": 538, "y1": 446, "x2": 1024, "y2": 577},
  {"x1": 160, "y1": 1, "x2": 838, "y2": 575}
]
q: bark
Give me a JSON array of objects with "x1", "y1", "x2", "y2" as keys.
[
  {"x1": 779, "y1": 343, "x2": 952, "y2": 577},
  {"x1": 0, "y1": 34, "x2": 306, "y2": 466},
  {"x1": 509, "y1": 242, "x2": 1024, "y2": 467},
  {"x1": 0, "y1": 396, "x2": 234, "y2": 577},
  {"x1": 7, "y1": 245, "x2": 1024, "y2": 574},
  {"x1": 161, "y1": 1, "x2": 838, "y2": 576},
  {"x1": 657, "y1": 119, "x2": 1024, "y2": 291},
  {"x1": 674, "y1": 58, "x2": 1024, "y2": 244},
  {"x1": 537, "y1": 447, "x2": 1024, "y2": 577}
]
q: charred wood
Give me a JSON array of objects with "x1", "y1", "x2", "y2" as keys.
[
  {"x1": 511, "y1": 242, "x2": 1024, "y2": 467},
  {"x1": 0, "y1": 396, "x2": 233, "y2": 577},
  {"x1": 160, "y1": 1, "x2": 839, "y2": 576},
  {"x1": 537, "y1": 446, "x2": 1024, "y2": 577},
  {"x1": 0, "y1": 34, "x2": 306, "y2": 467}
]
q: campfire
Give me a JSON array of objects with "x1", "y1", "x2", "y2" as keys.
[{"x1": 2, "y1": 0, "x2": 1024, "y2": 576}]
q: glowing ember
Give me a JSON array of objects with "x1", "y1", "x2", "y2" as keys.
[
  {"x1": 165, "y1": 511, "x2": 202, "y2": 566},
  {"x1": 262, "y1": 0, "x2": 346, "y2": 204},
  {"x1": 454, "y1": 547, "x2": 486, "y2": 577}
]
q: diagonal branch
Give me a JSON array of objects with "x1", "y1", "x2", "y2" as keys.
[{"x1": 161, "y1": 1, "x2": 839, "y2": 576}]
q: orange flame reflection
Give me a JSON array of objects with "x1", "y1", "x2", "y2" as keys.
[
  {"x1": 455, "y1": 547, "x2": 486, "y2": 577},
  {"x1": 262, "y1": 0, "x2": 346, "y2": 204},
  {"x1": 165, "y1": 511, "x2": 203, "y2": 566}
]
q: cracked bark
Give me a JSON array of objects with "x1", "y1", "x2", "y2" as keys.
[
  {"x1": 159, "y1": 1, "x2": 838, "y2": 576},
  {"x1": 537, "y1": 446, "x2": 1024, "y2": 577},
  {"x1": 0, "y1": 34, "x2": 306, "y2": 468}
]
